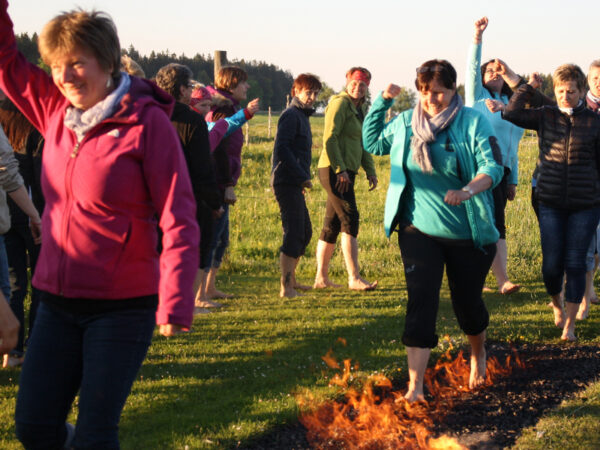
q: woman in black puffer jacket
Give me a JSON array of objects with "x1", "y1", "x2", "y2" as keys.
[{"x1": 504, "y1": 64, "x2": 600, "y2": 341}]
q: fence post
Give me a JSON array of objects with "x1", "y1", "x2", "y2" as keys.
[
  {"x1": 244, "y1": 122, "x2": 249, "y2": 147},
  {"x1": 214, "y1": 50, "x2": 227, "y2": 79},
  {"x1": 268, "y1": 106, "x2": 272, "y2": 138}
]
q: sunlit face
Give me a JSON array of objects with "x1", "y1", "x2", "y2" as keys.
[
  {"x1": 554, "y1": 80, "x2": 583, "y2": 109},
  {"x1": 50, "y1": 47, "x2": 113, "y2": 111},
  {"x1": 230, "y1": 80, "x2": 249, "y2": 101},
  {"x1": 295, "y1": 88, "x2": 320, "y2": 107},
  {"x1": 346, "y1": 79, "x2": 368, "y2": 101},
  {"x1": 483, "y1": 63, "x2": 504, "y2": 93},
  {"x1": 588, "y1": 66, "x2": 600, "y2": 98},
  {"x1": 419, "y1": 79, "x2": 456, "y2": 117},
  {"x1": 193, "y1": 99, "x2": 212, "y2": 116}
]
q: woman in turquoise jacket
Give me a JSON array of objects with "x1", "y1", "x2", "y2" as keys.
[
  {"x1": 466, "y1": 16, "x2": 525, "y2": 295},
  {"x1": 363, "y1": 60, "x2": 503, "y2": 403}
]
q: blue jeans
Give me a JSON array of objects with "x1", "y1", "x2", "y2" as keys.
[
  {"x1": 538, "y1": 204, "x2": 600, "y2": 304},
  {"x1": 0, "y1": 234, "x2": 12, "y2": 302},
  {"x1": 5, "y1": 224, "x2": 41, "y2": 356},
  {"x1": 585, "y1": 224, "x2": 600, "y2": 271},
  {"x1": 15, "y1": 301, "x2": 155, "y2": 449},
  {"x1": 205, "y1": 203, "x2": 229, "y2": 268}
]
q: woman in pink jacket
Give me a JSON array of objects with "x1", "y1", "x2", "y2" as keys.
[{"x1": 0, "y1": 2, "x2": 199, "y2": 448}]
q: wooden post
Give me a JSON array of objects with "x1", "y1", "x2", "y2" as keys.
[
  {"x1": 244, "y1": 122, "x2": 249, "y2": 147},
  {"x1": 286, "y1": 95, "x2": 290, "y2": 108},
  {"x1": 214, "y1": 50, "x2": 227, "y2": 79},
  {"x1": 268, "y1": 107, "x2": 272, "y2": 139}
]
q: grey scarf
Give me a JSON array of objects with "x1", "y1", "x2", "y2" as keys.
[
  {"x1": 64, "y1": 72, "x2": 131, "y2": 142},
  {"x1": 410, "y1": 93, "x2": 463, "y2": 173}
]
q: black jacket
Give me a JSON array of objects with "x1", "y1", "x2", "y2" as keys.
[
  {"x1": 271, "y1": 97, "x2": 315, "y2": 187},
  {"x1": 170, "y1": 102, "x2": 221, "y2": 211},
  {"x1": 504, "y1": 84, "x2": 600, "y2": 210}
]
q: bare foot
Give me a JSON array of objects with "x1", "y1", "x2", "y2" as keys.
[
  {"x1": 193, "y1": 307, "x2": 212, "y2": 315},
  {"x1": 561, "y1": 329, "x2": 577, "y2": 341},
  {"x1": 206, "y1": 289, "x2": 233, "y2": 299},
  {"x1": 576, "y1": 300, "x2": 589, "y2": 320},
  {"x1": 195, "y1": 299, "x2": 222, "y2": 308},
  {"x1": 348, "y1": 278, "x2": 378, "y2": 291},
  {"x1": 552, "y1": 305, "x2": 566, "y2": 328},
  {"x1": 469, "y1": 348, "x2": 487, "y2": 390},
  {"x1": 313, "y1": 278, "x2": 342, "y2": 289},
  {"x1": 280, "y1": 287, "x2": 301, "y2": 298},
  {"x1": 404, "y1": 386, "x2": 425, "y2": 403},
  {"x1": 498, "y1": 281, "x2": 521, "y2": 295},
  {"x1": 294, "y1": 283, "x2": 312, "y2": 291}
]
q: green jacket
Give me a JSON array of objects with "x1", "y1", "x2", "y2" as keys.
[
  {"x1": 318, "y1": 91, "x2": 376, "y2": 177},
  {"x1": 362, "y1": 94, "x2": 503, "y2": 248}
]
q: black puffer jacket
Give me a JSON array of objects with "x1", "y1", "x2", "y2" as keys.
[{"x1": 504, "y1": 84, "x2": 600, "y2": 210}]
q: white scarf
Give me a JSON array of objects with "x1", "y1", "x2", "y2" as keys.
[{"x1": 64, "y1": 72, "x2": 131, "y2": 142}]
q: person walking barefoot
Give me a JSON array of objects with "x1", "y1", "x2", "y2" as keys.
[{"x1": 313, "y1": 67, "x2": 378, "y2": 291}]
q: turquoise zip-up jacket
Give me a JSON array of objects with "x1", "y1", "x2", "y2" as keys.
[
  {"x1": 362, "y1": 94, "x2": 503, "y2": 248},
  {"x1": 465, "y1": 43, "x2": 524, "y2": 185}
]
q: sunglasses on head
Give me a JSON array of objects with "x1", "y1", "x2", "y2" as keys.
[{"x1": 416, "y1": 65, "x2": 445, "y2": 74}]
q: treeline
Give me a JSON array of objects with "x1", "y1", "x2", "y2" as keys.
[{"x1": 15, "y1": 33, "x2": 294, "y2": 110}]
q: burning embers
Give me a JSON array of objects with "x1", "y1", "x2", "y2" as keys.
[{"x1": 298, "y1": 340, "x2": 526, "y2": 449}]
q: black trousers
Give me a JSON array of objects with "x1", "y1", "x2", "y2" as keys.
[
  {"x1": 318, "y1": 167, "x2": 359, "y2": 243},
  {"x1": 491, "y1": 168, "x2": 510, "y2": 239},
  {"x1": 398, "y1": 225, "x2": 495, "y2": 348},
  {"x1": 274, "y1": 184, "x2": 312, "y2": 258}
]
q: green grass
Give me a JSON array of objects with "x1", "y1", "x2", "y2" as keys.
[{"x1": 1, "y1": 113, "x2": 599, "y2": 449}]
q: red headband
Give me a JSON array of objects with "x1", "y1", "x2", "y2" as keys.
[{"x1": 347, "y1": 70, "x2": 370, "y2": 86}]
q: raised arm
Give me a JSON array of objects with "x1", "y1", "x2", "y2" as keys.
[
  {"x1": 503, "y1": 84, "x2": 546, "y2": 130},
  {"x1": 362, "y1": 84, "x2": 402, "y2": 156},
  {"x1": 465, "y1": 17, "x2": 488, "y2": 106},
  {"x1": 0, "y1": 0, "x2": 65, "y2": 134}
]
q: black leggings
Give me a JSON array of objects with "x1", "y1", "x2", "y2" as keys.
[
  {"x1": 318, "y1": 167, "x2": 359, "y2": 243},
  {"x1": 274, "y1": 184, "x2": 312, "y2": 258},
  {"x1": 491, "y1": 168, "x2": 510, "y2": 239},
  {"x1": 398, "y1": 225, "x2": 495, "y2": 348}
]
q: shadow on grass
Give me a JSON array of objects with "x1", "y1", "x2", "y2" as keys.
[{"x1": 116, "y1": 273, "x2": 600, "y2": 449}]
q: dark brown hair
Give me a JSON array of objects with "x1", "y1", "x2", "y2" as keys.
[
  {"x1": 291, "y1": 73, "x2": 322, "y2": 97},
  {"x1": 155, "y1": 63, "x2": 193, "y2": 101},
  {"x1": 481, "y1": 60, "x2": 514, "y2": 98},
  {"x1": 0, "y1": 98, "x2": 35, "y2": 152},
  {"x1": 415, "y1": 59, "x2": 456, "y2": 91}
]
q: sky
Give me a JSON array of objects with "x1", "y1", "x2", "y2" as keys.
[{"x1": 7, "y1": 0, "x2": 600, "y2": 99}]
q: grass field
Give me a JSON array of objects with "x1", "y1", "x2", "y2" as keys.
[{"x1": 0, "y1": 113, "x2": 598, "y2": 449}]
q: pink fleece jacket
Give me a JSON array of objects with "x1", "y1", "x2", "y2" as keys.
[{"x1": 0, "y1": 0, "x2": 199, "y2": 327}]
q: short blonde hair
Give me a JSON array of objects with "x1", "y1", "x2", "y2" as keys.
[
  {"x1": 552, "y1": 64, "x2": 586, "y2": 92},
  {"x1": 214, "y1": 66, "x2": 247, "y2": 92},
  {"x1": 39, "y1": 9, "x2": 121, "y2": 79}
]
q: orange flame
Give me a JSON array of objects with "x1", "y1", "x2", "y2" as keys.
[{"x1": 299, "y1": 345, "x2": 526, "y2": 449}]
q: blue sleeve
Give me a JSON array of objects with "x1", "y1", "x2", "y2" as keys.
[
  {"x1": 465, "y1": 42, "x2": 484, "y2": 107},
  {"x1": 362, "y1": 93, "x2": 397, "y2": 156},
  {"x1": 223, "y1": 108, "x2": 249, "y2": 138}
]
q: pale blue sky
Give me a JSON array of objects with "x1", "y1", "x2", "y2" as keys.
[{"x1": 7, "y1": 0, "x2": 599, "y2": 97}]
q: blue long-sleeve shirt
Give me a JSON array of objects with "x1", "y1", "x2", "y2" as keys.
[{"x1": 465, "y1": 42, "x2": 524, "y2": 185}]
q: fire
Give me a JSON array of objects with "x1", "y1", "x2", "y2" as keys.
[{"x1": 298, "y1": 342, "x2": 526, "y2": 449}]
